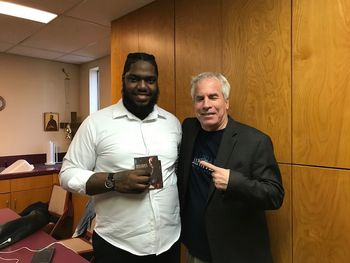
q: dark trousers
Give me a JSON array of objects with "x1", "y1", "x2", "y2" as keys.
[{"x1": 92, "y1": 231, "x2": 180, "y2": 263}]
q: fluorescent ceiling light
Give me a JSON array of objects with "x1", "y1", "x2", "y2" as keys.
[{"x1": 0, "y1": 1, "x2": 57, "y2": 23}]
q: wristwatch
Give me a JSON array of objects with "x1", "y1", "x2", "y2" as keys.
[{"x1": 104, "y1": 173, "x2": 115, "y2": 189}]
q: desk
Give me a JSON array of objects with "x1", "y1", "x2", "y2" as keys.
[{"x1": 0, "y1": 208, "x2": 89, "y2": 263}]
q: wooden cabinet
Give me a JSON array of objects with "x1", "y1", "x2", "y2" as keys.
[
  {"x1": 0, "y1": 193, "x2": 10, "y2": 208},
  {"x1": 0, "y1": 174, "x2": 54, "y2": 213},
  {"x1": 11, "y1": 187, "x2": 52, "y2": 213},
  {"x1": 0, "y1": 179, "x2": 10, "y2": 208}
]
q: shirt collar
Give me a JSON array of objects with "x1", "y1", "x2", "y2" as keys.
[{"x1": 112, "y1": 99, "x2": 165, "y2": 121}]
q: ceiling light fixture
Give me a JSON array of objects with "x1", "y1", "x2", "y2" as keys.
[{"x1": 0, "y1": 1, "x2": 57, "y2": 23}]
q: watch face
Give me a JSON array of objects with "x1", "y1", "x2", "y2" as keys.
[
  {"x1": 105, "y1": 179, "x2": 114, "y2": 189},
  {"x1": 105, "y1": 174, "x2": 114, "y2": 189}
]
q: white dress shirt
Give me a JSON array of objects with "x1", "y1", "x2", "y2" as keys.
[{"x1": 59, "y1": 100, "x2": 181, "y2": 255}]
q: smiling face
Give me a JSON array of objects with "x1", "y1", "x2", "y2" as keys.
[
  {"x1": 123, "y1": 60, "x2": 158, "y2": 106},
  {"x1": 122, "y1": 60, "x2": 159, "y2": 119},
  {"x1": 193, "y1": 77, "x2": 229, "y2": 131}
]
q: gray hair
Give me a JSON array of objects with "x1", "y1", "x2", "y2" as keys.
[{"x1": 191, "y1": 72, "x2": 231, "y2": 101}]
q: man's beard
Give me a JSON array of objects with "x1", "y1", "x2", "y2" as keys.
[{"x1": 122, "y1": 83, "x2": 159, "y2": 120}]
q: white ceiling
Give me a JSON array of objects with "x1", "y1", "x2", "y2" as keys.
[{"x1": 0, "y1": 0, "x2": 155, "y2": 64}]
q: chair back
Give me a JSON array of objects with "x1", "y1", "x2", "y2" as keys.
[
  {"x1": 44, "y1": 184, "x2": 70, "y2": 237},
  {"x1": 48, "y1": 185, "x2": 69, "y2": 216}
]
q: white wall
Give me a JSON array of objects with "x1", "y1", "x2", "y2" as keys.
[{"x1": 0, "y1": 53, "x2": 80, "y2": 156}]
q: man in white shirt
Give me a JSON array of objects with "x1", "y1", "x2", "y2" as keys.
[{"x1": 60, "y1": 52, "x2": 181, "y2": 263}]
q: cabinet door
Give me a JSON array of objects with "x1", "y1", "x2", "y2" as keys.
[
  {"x1": 0, "y1": 193, "x2": 10, "y2": 209},
  {"x1": 0, "y1": 179, "x2": 10, "y2": 193},
  {"x1": 10, "y1": 174, "x2": 53, "y2": 213},
  {"x1": 0, "y1": 180, "x2": 10, "y2": 209},
  {"x1": 11, "y1": 187, "x2": 52, "y2": 213}
]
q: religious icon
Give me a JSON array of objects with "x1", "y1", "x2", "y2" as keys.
[{"x1": 44, "y1": 112, "x2": 59, "y2": 132}]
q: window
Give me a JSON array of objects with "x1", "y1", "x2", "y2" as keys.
[{"x1": 89, "y1": 67, "x2": 100, "y2": 114}]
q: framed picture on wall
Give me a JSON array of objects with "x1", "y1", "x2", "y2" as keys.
[{"x1": 44, "y1": 112, "x2": 59, "y2": 131}]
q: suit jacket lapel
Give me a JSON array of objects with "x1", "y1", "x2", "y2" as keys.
[
  {"x1": 207, "y1": 117, "x2": 238, "y2": 202},
  {"x1": 215, "y1": 118, "x2": 238, "y2": 167}
]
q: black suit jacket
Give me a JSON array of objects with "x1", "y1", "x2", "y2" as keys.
[{"x1": 177, "y1": 117, "x2": 284, "y2": 263}]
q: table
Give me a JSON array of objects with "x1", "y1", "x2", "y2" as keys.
[{"x1": 0, "y1": 208, "x2": 89, "y2": 263}]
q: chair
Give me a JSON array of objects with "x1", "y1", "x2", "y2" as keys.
[
  {"x1": 42, "y1": 185, "x2": 70, "y2": 237},
  {"x1": 58, "y1": 217, "x2": 95, "y2": 261}
]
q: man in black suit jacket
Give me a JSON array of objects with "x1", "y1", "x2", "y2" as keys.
[{"x1": 177, "y1": 72, "x2": 284, "y2": 263}]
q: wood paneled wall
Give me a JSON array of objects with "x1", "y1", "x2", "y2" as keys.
[
  {"x1": 293, "y1": 166, "x2": 350, "y2": 263},
  {"x1": 175, "y1": 0, "x2": 222, "y2": 121},
  {"x1": 291, "y1": 1, "x2": 350, "y2": 261},
  {"x1": 110, "y1": 0, "x2": 350, "y2": 262},
  {"x1": 110, "y1": 12, "x2": 138, "y2": 104},
  {"x1": 223, "y1": 0, "x2": 291, "y2": 163},
  {"x1": 293, "y1": 166, "x2": 350, "y2": 262},
  {"x1": 266, "y1": 164, "x2": 292, "y2": 263},
  {"x1": 111, "y1": 0, "x2": 175, "y2": 113},
  {"x1": 293, "y1": 0, "x2": 350, "y2": 168}
]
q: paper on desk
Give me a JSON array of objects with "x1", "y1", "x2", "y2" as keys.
[{"x1": 0, "y1": 159, "x2": 34, "y2": 174}]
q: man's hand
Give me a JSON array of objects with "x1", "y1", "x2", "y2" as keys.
[
  {"x1": 200, "y1": 161, "x2": 230, "y2": 190},
  {"x1": 113, "y1": 169, "x2": 150, "y2": 193}
]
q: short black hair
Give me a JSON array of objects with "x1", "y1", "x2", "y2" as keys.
[{"x1": 122, "y1": 52, "x2": 158, "y2": 77}]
